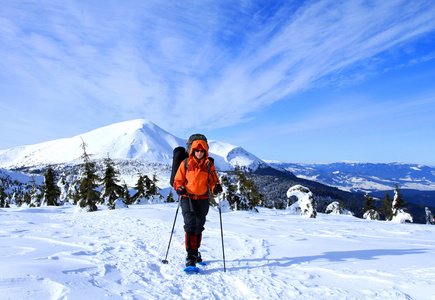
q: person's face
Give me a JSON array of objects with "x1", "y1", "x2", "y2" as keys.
[{"x1": 194, "y1": 149, "x2": 205, "y2": 160}]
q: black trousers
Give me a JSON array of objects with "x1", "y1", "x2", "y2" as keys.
[{"x1": 180, "y1": 197, "x2": 210, "y2": 234}]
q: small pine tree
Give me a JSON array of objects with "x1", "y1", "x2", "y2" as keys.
[
  {"x1": 76, "y1": 138, "x2": 99, "y2": 212},
  {"x1": 100, "y1": 155, "x2": 123, "y2": 208},
  {"x1": 0, "y1": 185, "x2": 8, "y2": 207},
  {"x1": 23, "y1": 191, "x2": 31, "y2": 206},
  {"x1": 390, "y1": 183, "x2": 413, "y2": 223},
  {"x1": 29, "y1": 177, "x2": 42, "y2": 207},
  {"x1": 57, "y1": 175, "x2": 69, "y2": 205},
  {"x1": 67, "y1": 182, "x2": 80, "y2": 205},
  {"x1": 244, "y1": 176, "x2": 264, "y2": 207},
  {"x1": 14, "y1": 191, "x2": 24, "y2": 207},
  {"x1": 144, "y1": 175, "x2": 155, "y2": 198},
  {"x1": 0, "y1": 185, "x2": 8, "y2": 208},
  {"x1": 392, "y1": 183, "x2": 406, "y2": 216},
  {"x1": 122, "y1": 182, "x2": 132, "y2": 205},
  {"x1": 166, "y1": 190, "x2": 175, "y2": 203},
  {"x1": 425, "y1": 207, "x2": 435, "y2": 225},
  {"x1": 363, "y1": 193, "x2": 379, "y2": 220},
  {"x1": 41, "y1": 165, "x2": 61, "y2": 206},
  {"x1": 220, "y1": 175, "x2": 237, "y2": 208},
  {"x1": 221, "y1": 171, "x2": 262, "y2": 211},
  {"x1": 380, "y1": 192, "x2": 393, "y2": 221},
  {"x1": 132, "y1": 173, "x2": 146, "y2": 204},
  {"x1": 363, "y1": 193, "x2": 375, "y2": 211}
]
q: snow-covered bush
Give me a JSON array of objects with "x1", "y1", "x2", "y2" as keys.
[
  {"x1": 391, "y1": 211, "x2": 413, "y2": 223},
  {"x1": 286, "y1": 185, "x2": 317, "y2": 218},
  {"x1": 326, "y1": 201, "x2": 353, "y2": 216},
  {"x1": 363, "y1": 209, "x2": 380, "y2": 220}
]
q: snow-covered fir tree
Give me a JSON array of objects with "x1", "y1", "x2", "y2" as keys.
[
  {"x1": 219, "y1": 170, "x2": 262, "y2": 211},
  {"x1": 325, "y1": 201, "x2": 353, "y2": 215},
  {"x1": 22, "y1": 190, "x2": 31, "y2": 207},
  {"x1": 132, "y1": 173, "x2": 146, "y2": 204},
  {"x1": 57, "y1": 175, "x2": 69, "y2": 205},
  {"x1": 131, "y1": 173, "x2": 162, "y2": 204},
  {"x1": 28, "y1": 177, "x2": 42, "y2": 208},
  {"x1": 146, "y1": 174, "x2": 163, "y2": 203},
  {"x1": 41, "y1": 166, "x2": 61, "y2": 206},
  {"x1": 166, "y1": 190, "x2": 175, "y2": 203},
  {"x1": 0, "y1": 185, "x2": 9, "y2": 208},
  {"x1": 75, "y1": 139, "x2": 99, "y2": 212},
  {"x1": 122, "y1": 182, "x2": 132, "y2": 205},
  {"x1": 425, "y1": 207, "x2": 434, "y2": 225},
  {"x1": 286, "y1": 185, "x2": 317, "y2": 218},
  {"x1": 362, "y1": 193, "x2": 380, "y2": 220},
  {"x1": 66, "y1": 181, "x2": 79, "y2": 205},
  {"x1": 100, "y1": 155, "x2": 124, "y2": 209},
  {"x1": 11, "y1": 191, "x2": 19, "y2": 207},
  {"x1": 391, "y1": 184, "x2": 413, "y2": 223},
  {"x1": 380, "y1": 192, "x2": 393, "y2": 221}
]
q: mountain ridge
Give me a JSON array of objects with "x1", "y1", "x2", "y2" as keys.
[{"x1": 268, "y1": 161, "x2": 435, "y2": 193}]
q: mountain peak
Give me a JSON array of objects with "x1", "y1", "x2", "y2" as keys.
[
  {"x1": 0, "y1": 119, "x2": 266, "y2": 172},
  {"x1": 0, "y1": 119, "x2": 184, "y2": 168}
]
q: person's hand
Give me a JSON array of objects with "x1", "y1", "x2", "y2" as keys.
[
  {"x1": 213, "y1": 183, "x2": 223, "y2": 194},
  {"x1": 176, "y1": 186, "x2": 187, "y2": 196}
]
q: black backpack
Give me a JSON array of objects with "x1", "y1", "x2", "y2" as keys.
[{"x1": 169, "y1": 134, "x2": 214, "y2": 187}]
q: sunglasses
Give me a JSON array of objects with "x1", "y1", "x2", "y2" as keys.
[{"x1": 194, "y1": 149, "x2": 206, "y2": 153}]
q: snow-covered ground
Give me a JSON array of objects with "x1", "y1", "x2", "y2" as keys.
[{"x1": 1, "y1": 204, "x2": 434, "y2": 299}]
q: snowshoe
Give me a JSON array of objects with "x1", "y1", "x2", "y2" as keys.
[
  {"x1": 186, "y1": 259, "x2": 196, "y2": 268},
  {"x1": 184, "y1": 266, "x2": 200, "y2": 273}
]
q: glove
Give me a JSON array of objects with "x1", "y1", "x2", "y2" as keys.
[
  {"x1": 213, "y1": 183, "x2": 223, "y2": 194},
  {"x1": 176, "y1": 186, "x2": 187, "y2": 196}
]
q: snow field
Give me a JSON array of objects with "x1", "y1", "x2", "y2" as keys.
[{"x1": 1, "y1": 204, "x2": 435, "y2": 299}]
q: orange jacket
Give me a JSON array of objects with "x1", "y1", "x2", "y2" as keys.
[{"x1": 173, "y1": 139, "x2": 220, "y2": 199}]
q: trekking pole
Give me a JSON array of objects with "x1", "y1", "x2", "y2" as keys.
[
  {"x1": 162, "y1": 196, "x2": 181, "y2": 264},
  {"x1": 218, "y1": 193, "x2": 227, "y2": 272}
]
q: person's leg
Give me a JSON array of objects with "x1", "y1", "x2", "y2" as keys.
[
  {"x1": 193, "y1": 198, "x2": 210, "y2": 262},
  {"x1": 181, "y1": 197, "x2": 199, "y2": 265},
  {"x1": 194, "y1": 198, "x2": 210, "y2": 233}
]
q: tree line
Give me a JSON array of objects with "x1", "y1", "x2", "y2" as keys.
[{"x1": 363, "y1": 183, "x2": 434, "y2": 224}]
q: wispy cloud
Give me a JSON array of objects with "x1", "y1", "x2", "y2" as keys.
[{"x1": 1, "y1": 0, "x2": 435, "y2": 146}]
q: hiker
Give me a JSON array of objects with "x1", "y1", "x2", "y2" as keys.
[{"x1": 173, "y1": 137, "x2": 222, "y2": 267}]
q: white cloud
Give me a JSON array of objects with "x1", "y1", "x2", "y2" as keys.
[{"x1": 1, "y1": 0, "x2": 435, "y2": 147}]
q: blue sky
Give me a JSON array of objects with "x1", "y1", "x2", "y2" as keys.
[{"x1": 1, "y1": 0, "x2": 435, "y2": 165}]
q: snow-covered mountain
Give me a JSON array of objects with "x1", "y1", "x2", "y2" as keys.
[
  {"x1": 0, "y1": 119, "x2": 267, "y2": 175},
  {"x1": 268, "y1": 161, "x2": 435, "y2": 193}
]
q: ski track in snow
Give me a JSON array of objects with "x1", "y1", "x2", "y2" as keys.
[{"x1": 1, "y1": 204, "x2": 435, "y2": 299}]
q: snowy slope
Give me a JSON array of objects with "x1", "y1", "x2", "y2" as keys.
[
  {"x1": 0, "y1": 119, "x2": 265, "y2": 172},
  {"x1": 1, "y1": 204, "x2": 434, "y2": 299}
]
